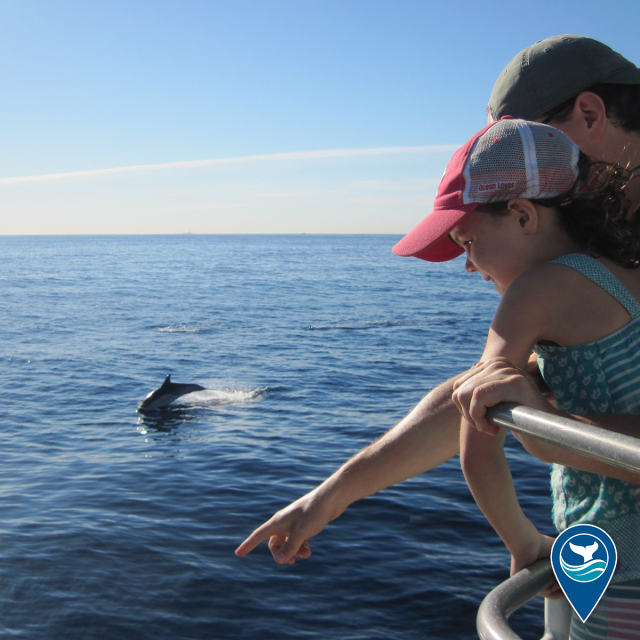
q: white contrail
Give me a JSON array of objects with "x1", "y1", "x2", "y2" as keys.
[{"x1": 0, "y1": 145, "x2": 458, "y2": 186}]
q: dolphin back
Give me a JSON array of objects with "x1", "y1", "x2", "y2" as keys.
[
  {"x1": 138, "y1": 375, "x2": 205, "y2": 411},
  {"x1": 160, "y1": 375, "x2": 204, "y2": 395},
  {"x1": 173, "y1": 383, "x2": 206, "y2": 394}
]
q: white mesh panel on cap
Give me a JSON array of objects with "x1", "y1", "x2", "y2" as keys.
[
  {"x1": 518, "y1": 120, "x2": 540, "y2": 196},
  {"x1": 531, "y1": 124, "x2": 580, "y2": 198},
  {"x1": 462, "y1": 119, "x2": 579, "y2": 205}
]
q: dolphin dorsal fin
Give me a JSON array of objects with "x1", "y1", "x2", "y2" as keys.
[{"x1": 161, "y1": 374, "x2": 171, "y2": 388}]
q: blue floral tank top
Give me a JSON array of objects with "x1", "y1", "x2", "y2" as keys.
[{"x1": 534, "y1": 254, "x2": 640, "y2": 583}]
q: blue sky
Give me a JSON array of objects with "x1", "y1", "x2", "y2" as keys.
[{"x1": 2, "y1": 0, "x2": 640, "y2": 234}]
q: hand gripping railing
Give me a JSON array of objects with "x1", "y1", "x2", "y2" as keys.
[{"x1": 476, "y1": 402, "x2": 640, "y2": 640}]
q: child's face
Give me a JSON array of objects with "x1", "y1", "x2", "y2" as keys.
[{"x1": 450, "y1": 209, "x2": 535, "y2": 294}]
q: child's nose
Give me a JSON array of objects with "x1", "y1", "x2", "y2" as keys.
[{"x1": 465, "y1": 257, "x2": 477, "y2": 273}]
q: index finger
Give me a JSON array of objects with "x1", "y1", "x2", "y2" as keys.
[{"x1": 235, "y1": 521, "x2": 280, "y2": 557}]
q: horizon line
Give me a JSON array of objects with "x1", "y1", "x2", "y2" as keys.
[
  {"x1": 0, "y1": 231, "x2": 409, "y2": 237},
  {"x1": 0, "y1": 144, "x2": 458, "y2": 186}
]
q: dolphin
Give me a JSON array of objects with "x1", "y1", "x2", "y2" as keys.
[
  {"x1": 138, "y1": 375, "x2": 205, "y2": 412},
  {"x1": 569, "y1": 541, "x2": 599, "y2": 563}
]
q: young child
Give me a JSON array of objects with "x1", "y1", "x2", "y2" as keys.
[{"x1": 393, "y1": 117, "x2": 640, "y2": 638}]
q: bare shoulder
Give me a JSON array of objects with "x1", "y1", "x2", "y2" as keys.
[
  {"x1": 498, "y1": 262, "x2": 584, "y2": 314},
  {"x1": 497, "y1": 260, "x2": 637, "y2": 346},
  {"x1": 491, "y1": 264, "x2": 573, "y2": 341}
]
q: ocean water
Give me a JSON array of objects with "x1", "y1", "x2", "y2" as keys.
[{"x1": 0, "y1": 234, "x2": 555, "y2": 639}]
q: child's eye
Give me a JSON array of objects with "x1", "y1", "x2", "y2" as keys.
[{"x1": 448, "y1": 233, "x2": 472, "y2": 247}]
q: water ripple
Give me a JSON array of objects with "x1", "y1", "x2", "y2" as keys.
[{"x1": 0, "y1": 235, "x2": 546, "y2": 640}]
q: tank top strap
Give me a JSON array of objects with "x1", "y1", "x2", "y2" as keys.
[{"x1": 552, "y1": 253, "x2": 640, "y2": 319}]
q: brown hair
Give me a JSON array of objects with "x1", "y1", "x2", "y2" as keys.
[{"x1": 543, "y1": 83, "x2": 640, "y2": 134}]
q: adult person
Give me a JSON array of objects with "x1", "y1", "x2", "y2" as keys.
[
  {"x1": 236, "y1": 35, "x2": 640, "y2": 565},
  {"x1": 488, "y1": 35, "x2": 640, "y2": 213}
]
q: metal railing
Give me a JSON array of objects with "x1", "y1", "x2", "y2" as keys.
[
  {"x1": 475, "y1": 402, "x2": 640, "y2": 640},
  {"x1": 487, "y1": 403, "x2": 640, "y2": 475},
  {"x1": 477, "y1": 559, "x2": 573, "y2": 640}
]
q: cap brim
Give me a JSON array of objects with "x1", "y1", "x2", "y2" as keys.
[{"x1": 392, "y1": 206, "x2": 476, "y2": 262}]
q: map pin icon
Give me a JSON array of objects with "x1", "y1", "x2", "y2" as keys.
[{"x1": 550, "y1": 524, "x2": 617, "y2": 623}]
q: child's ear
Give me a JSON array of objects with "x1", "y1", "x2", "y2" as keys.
[{"x1": 507, "y1": 198, "x2": 539, "y2": 234}]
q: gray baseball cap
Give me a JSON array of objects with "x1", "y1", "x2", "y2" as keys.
[{"x1": 489, "y1": 35, "x2": 640, "y2": 121}]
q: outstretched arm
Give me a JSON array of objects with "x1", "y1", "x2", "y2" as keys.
[{"x1": 236, "y1": 373, "x2": 464, "y2": 563}]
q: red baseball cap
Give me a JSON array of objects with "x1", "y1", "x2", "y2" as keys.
[{"x1": 392, "y1": 117, "x2": 580, "y2": 262}]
